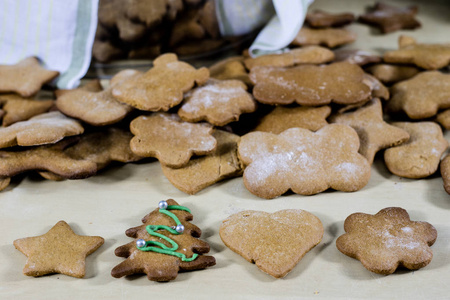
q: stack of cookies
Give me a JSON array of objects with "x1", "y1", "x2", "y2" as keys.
[{"x1": 93, "y1": 0, "x2": 226, "y2": 62}]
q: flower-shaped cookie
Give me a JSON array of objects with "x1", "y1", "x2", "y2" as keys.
[
  {"x1": 178, "y1": 79, "x2": 256, "y2": 126},
  {"x1": 130, "y1": 113, "x2": 216, "y2": 168},
  {"x1": 112, "y1": 53, "x2": 209, "y2": 111},
  {"x1": 238, "y1": 124, "x2": 371, "y2": 199},
  {"x1": 250, "y1": 62, "x2": 372, "y2": 106},
  {"x1": 336, "y1": 207, "x2": 437, "y2": 275},
  {"x1": 384, "y1": 122, "x2": 448, "y2": 179},
  {"x1": 387, "y1": 71, "x2": 450, "y2": 119}
]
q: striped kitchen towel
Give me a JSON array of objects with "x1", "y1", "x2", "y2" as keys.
[
  {"x1": 0, "y1": 0, "x2": 98, "y2": 89},
  {"x1": 215, "y1": 0, "x2": 314, "y2": 57}
]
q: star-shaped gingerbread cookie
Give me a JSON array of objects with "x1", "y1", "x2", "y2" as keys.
[
  {"x1": 330, "y1": 98, "x2": 410, "y2": 164},
  {"x1": 358, "y1": 2, "x2": 421, "y2": 33},
  {"x1": 384, "y1": 36, "x2": 450, "y2": 70},
  {"x1": 14, "y1": 221, "x2": 104, "y2": 278},
  {"x1": 336, "y1": 207, "x2": 437, "y2": 275},
  {"x1": 0, "y1": 57, "x2": 59, "y2": 97}
]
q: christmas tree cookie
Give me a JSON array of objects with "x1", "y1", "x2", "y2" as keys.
[{"x1": 111, "y1": 199, "x2": 215, "y2": 281}]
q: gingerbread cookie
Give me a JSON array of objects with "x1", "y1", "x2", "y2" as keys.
[
  {"x1": 250, "y1": 62, "x2": 371, "y2": 106},
  {"x1": 305, "y1": 10, "x2": 355, "y2": 28},
  {"x1": 0, "y1": 138, "x2": 98, "y2": 179},
  {"x1": 92, "y1": 39, "x2": 126, "y2": 63},
  {"x1": 291, "y1": 27, "x2": 356, "y2": 48},
  {"x1": 130, "y1": 113, "x2": 216, "y2": 168},
  {"x1": 440, "y1": 154, "x2": 450, "y2": 194},
  {"x1": 169, "y1": 8, "x2": 205, "y2": 47},
  {"x1": 14, "y1": 220, "x2": 104, "y2": 278},
  {"x1": 330, "y1": 98, "x2": 409, "y2": 164},
  {"x1": 208, "y1": 56, "x2": 251, "y2": 86},
  {"x1": 0, "y1": 94, "x2": 54, "y2": 126},
  {"x1": 178, "y1": 79, "x2": 256, "y2": 126},
  {"x1": 333, "y1": 49, "x2": 381, "y2": 66},
  {"x1": 436, "y1": 109, "x2": 450, "y2": 130},
  {"x1": 56, "y1": 74, "x2": 134, "y2": 126},
  {"x1": 358, "y1": 2, "x2": 421, "y2": 34},
  {"x1": 0, "y1": 111, "x2": 83, "y2": 148},
  {"x1": 111, "y1": 199, "x2": 216, "y2": 281},
  {"x1": 112, "y1": 53, "x2": 209, "y2": 111},
  {"x1": 220, "y1": 209, "x2": 323, "y2": 278},
  {"x1": 253, "y1": 105, "x2": 331, "y2": 134},
  {"x1": 363, "y1": 74, "x2": 389, "y2": 100},
  {"x1": 387, "y1": 71, "x2": 450, "y2": 119},
  {"x1": 244, "y1": 46, "x2": 334, "y2": 70},
  {"x1": 365, "y1": 64, "x2": 420, "y2": 84},
  {"x1": 384, "y1": 122, "x2": 448, "y2": 179},
  {"x1": 0, "y1": 57, "x2": 59, "y2": 97},
  {"x1": 161, "y1": 130, "x2": 242, "y2": 194},
  {"x1": 384, "y1": 36, "x2": 450, "y2": 70},
  {"x1": 336, "y1": 207, "x2": 437, "y2": 275},
  {"x1": 238, "y1": 124, "x2": 371, "y2": 199},
  {"x1": 0, "y1": 176, "x2": 10, "y2": 191}
]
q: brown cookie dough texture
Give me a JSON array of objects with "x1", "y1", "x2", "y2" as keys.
[
  {"x1": 384, "y1": 122, "x2": 448, "y2": 179},
  {"x1": 253, "y1": 105, "x2": 331, "y2": 134},
  {"x1": 333, "y1": 49, "x2": 381, "y2": 66},
  {"x1": 56, "y1": 72, "x2": 134, "y2": 126},
  {"x1": 387, "y1": 71, "x2": 450, "y2": 119},
  {"x1": 305, "y1": 10, "x2": 355, "y2": 28},
  {"x1": 0, "y1": 57, "x2": 59, "y2": 97},
  {"x1": 250, "y1": 62, "x2": 372, "y2": 106},
  {"x1": 208, "y1": 56, "x2": 251, "y2": 86},
  {"x1": 358, "y1": 2, "x2": 421, "y2": 33},
  {"x1": 161, "y1": 130, "x2": 242, "y2": 194},
  {"x1": 384, "y1": 36, "x2": 450, "y2": 70},
  {"x1": 0, "y1": 111, "x2": 83, "y2": 148},
  {"x1": 0, "y1": 94, "x2": 54, "y2": 126},
  {"x1": 130, "y1": 113, "x2": 216, "y2": 168},
  {"x1": 336, "y1": 207, "x2": 437, "y2": 275},
  {"x1": 220, "y1": 209, "x2": 323, "y2": 278},
  {"x1": 330, "y1": 98, "x2": 410, "y2": 164},
  {"x1": 441, "y1": 154, "x2": 450, "y2": 194},
  {"x1": 365, "y1": 64, "x2": 420, "y2": 84},
  {"x1": 291, "y1": 27, "x2": 356, "y2": 48},
  {"x1": 0, "y1": 139, "x2": 98, "y2": 179},
  {"x1": 238, "y1": 124, "x2": 371, "y2": 199},
  {"x1": 244, "y1": 46, "x2": 335, "y2": 70},
  {"x1": 13, "y1": 221, "x2": 104, "y2": 278},
  {"x1": 436, "y1": 109, "x2": 450, "y2": 130},
  {"x1": 0, "y1": 176, "x2": 11, "y2": 191},
  {"x1": 111, "y1": 199, "x2": 216, "y2": 281},
  {"x1": 112, "y1": 53, "x2": 209, "y2": 111},
  {"x1": 178, "y1": 79, "x2": 256, "y2": 126}
]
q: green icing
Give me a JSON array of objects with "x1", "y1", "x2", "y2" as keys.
[{"x1": 136, "y1": 203, "x2": 198, "y2": 262}]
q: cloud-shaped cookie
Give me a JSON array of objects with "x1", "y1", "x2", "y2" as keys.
[
  {"x1": 336, "y1": 207, "x2": 437, "y2": 275},
  {"x1": 238, "y1": 124, "x2": 371, "y2": 199},
  {"x1": 250, "y1": 62, "x2": 371, "y2": 106}
]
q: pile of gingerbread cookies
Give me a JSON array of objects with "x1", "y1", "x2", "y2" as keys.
[
  {"x1": 93, "y1": 0, "x2": 226, "y2": 62},
  {"x1": 1, "y1": 1, "x2": 450, "y2": 282}
]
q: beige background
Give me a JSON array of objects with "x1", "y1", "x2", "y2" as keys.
[{"x1": 1, "y1": 0, "x2": 450, "y2": 299}]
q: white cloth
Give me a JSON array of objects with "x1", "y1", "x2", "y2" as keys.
[{"x1": 0, "y1": 0, "x2": 98, "y2": 88}]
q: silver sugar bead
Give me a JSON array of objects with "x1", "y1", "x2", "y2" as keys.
[
  {"x1": 136, "y1": 239, "x2": 146, "y2": 248},
  {"x1": 158, "y1": 200, "x2": 168, "y2": 209},
  {"x1": 175, "y1": 224, "x2": 185, "y2": 233}
]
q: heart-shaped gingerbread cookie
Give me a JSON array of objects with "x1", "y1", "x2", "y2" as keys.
[{"x1": 220, "y1": 209, "x2": 323, "y2": 278}]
